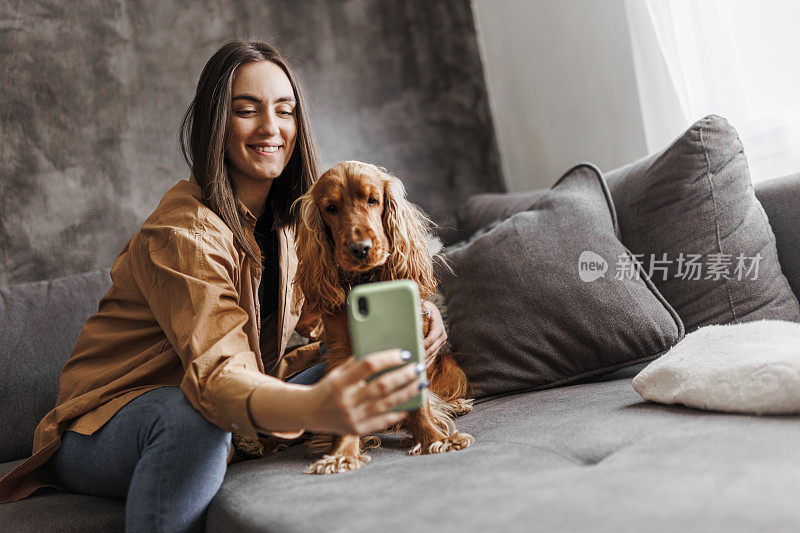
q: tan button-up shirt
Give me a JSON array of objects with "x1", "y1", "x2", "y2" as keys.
[{"x1": 0, "y1": 179, "x2": 321, "y2": 502}]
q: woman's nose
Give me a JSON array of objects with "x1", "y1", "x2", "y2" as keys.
[{"x1": 257, "y1": 113, "x2": 280, "y2": 136}]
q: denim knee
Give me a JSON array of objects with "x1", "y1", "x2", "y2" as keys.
[{"x1": 140, "y1": 387, "x2": 231, "y2": 458}]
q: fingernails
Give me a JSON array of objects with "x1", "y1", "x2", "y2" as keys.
[
  {"x1": 418, "y1": 379, "x2": 430, "y2": 390},
  {"x1": 400, "y1": 350, "x2": 412, "y2": 361},
  {"x1": 415, "y1": 362, "x2": 425, "y2": 375}
]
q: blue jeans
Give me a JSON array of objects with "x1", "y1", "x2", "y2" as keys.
[{"x1": 48, "y1": 363, "x2": 326, "y2": 532}]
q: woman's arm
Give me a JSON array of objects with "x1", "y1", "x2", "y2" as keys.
[{"x1": 130, "y1": 226, "x2": 289, "y2": 439}]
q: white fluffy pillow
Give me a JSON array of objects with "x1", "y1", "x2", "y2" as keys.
[{"x1": 633, "y1": 320, "x2": 800, "y2": 414}]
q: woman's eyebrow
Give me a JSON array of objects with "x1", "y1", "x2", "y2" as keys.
[{"x1": 231, "y1": 94, "x2": 296, "y2": 104}]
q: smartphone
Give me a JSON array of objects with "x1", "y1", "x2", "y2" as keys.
[{"x1": 346, "y1": 280, "x2": 426, "y2": 411}]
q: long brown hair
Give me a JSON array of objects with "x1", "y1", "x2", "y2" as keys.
[{"x1": 180, "y1": 40, "x2": 319, "y2": 268}]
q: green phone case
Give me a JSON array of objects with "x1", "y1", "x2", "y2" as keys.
[{"x1": 346, "y1": 280, "x2": 426, "y2": 411}]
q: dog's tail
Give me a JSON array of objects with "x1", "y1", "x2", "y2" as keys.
[{"x1": 428, "y1": 352, "x2": 471, "y2": 403}]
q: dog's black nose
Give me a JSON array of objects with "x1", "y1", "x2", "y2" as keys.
[{"x1": 348, "y1": 239, "x2": 372, "y2": 259}]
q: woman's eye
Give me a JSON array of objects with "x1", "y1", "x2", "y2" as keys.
[
  {"x1": 367, "y1": 197, "x2": 379, "y2": 205},
  {"x1": 325, "y1": 204, "x2": 337, "y2": 213},
  {"x1": 277, "y1": 108, "x2": 295, "y2": 116},
  {"x1": 235, "y1": 109, "x2": 256, "y2": 117}
]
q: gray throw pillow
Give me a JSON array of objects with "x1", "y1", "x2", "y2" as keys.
[
  {"x1": 0, "y1": 270, "x2": 112, "y2": 462},
  {"x1": 439, "y1": 163, "x2": 684, "y2": 399},
  {"x1": 605, "y1": 115, "x2": 800, "y2": 331}
]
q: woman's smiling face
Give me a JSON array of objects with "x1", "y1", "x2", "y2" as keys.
[{"x1": 225, "y1": 60, "x2": 298, "y2": 189}]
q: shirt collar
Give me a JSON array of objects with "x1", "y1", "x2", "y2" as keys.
[
  {"x1": 239, "y1": 200, "x2": 258, "y2": 228},
  {"x1": 189, "y1": 173, "x2": 258, "y2": 228}
]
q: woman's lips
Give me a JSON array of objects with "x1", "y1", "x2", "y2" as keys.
[{"x1": 247, "y1": 144, "x2": 282, "y2": 157}]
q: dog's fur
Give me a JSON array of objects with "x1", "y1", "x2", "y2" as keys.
[{"x1": 294, "y1": 160, "x2": 474, "y2": 474}]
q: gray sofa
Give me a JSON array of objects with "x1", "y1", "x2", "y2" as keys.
[{"x1": 2, "y1": 169, "x2": 800, "y2": 532}]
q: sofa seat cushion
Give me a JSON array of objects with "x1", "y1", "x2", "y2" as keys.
[
  {"x1": 206, "y1": 369, "x2": 800, "y2": 532},
  {"x1": 0, "y1": 460, "x2": 123, "y2": 532}
]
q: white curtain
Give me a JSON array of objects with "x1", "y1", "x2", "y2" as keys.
[{"x1": 625, "y1": 0, "x2": 800, "y2": 182}]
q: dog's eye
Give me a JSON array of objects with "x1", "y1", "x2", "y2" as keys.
[
  {"x1": 325, "y1": 204, "x2": 337, "y2": 213},
  {"x1": 367, "y1": 197, "x2": 379, "y2": 205}
]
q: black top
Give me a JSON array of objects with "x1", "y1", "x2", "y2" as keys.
[{"x1": 253, "y1": 209, "x2": 279, "y2": 322}]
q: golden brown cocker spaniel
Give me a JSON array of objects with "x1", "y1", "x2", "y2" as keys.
[{"x1": 295, "y1": 160, "x2": 474, "y2": 474}]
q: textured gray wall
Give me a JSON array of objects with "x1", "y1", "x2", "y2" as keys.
[{"x1": 0, "y1": 0, "x2": 502, "y2": 285}]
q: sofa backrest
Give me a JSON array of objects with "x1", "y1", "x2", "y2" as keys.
[
  {"x1": 456, "y1": 173, "x2": 800, "y2": 304},
  {"x1": 753, "y1": 174, "x2": 800, "y2": 300},
  {"x1": 0, "y1": 270, "x2": 111, "y2": 463}
]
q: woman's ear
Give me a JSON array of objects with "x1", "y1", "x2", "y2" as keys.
[
  {"x1": 381, "y1": 175, "x2": 438, "y2": 299},
  {"x1": 294, "y1": 194, "x2": 346, "y2": 312}
]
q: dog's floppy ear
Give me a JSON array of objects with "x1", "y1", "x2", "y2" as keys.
[
  {"x1": 294, "y1": 193, "x2": 346, "y2": 312},
  {"x1": 381, "y1": 175, "x2": 437, "y2": 299}
]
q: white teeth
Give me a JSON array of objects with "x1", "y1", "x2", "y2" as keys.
[{"x1": 251, "y1": 145, "x2": 280, "y2": 153}]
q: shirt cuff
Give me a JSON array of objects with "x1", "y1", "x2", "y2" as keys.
[
  {"x1": 246, "y1": 386, "x2": 305, "y2": 440},
  {"x1": 211, "y1": 366, "x2": 275, "y2": 439}
]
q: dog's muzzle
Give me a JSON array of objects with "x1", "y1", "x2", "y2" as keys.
[{"x1": 347, "y1": 238, "x2": 373, "y2": 260}]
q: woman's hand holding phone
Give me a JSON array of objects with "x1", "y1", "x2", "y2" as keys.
[{"x1": 304, "y1": 349, "x2": 426, "y2": 435}]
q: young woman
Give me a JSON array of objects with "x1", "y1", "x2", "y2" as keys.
[{"x1": 0, "y1": 40, "x2": 447, "y2": 531}]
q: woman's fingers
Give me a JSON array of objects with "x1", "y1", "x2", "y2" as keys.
[
  {"x1": 353, "y1": 378, "x2": 425, "y2": 433},
  {"x1": 421, "y1": 300, "x2": 448, "y2": 367},
  {"x1": 425, "y1": 336, "x2": 446, "y2": 366},
  {"x1": 365, "y1": 375, "x2": 425, "y2": 417},
  {"x1": 329, "y1": 349, "x2": 407, "y2": 388},
  {"x1": 422, "y1": 300, "x2": 447, "y2": 351},
  {"x1": 350, "y1": 360, "x2": 423, "y2": 405},
  {"x1": 313, "y1": 349, "x2": 431, "y2": 434},
  {"x1": 425, "y1": 351, "x2": 436, "y2": 368}
]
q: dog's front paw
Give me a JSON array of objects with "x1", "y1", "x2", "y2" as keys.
[
  {"x1": 305, "y1": 453, "x2": 371, "y2": 474},
  {"x1": 408, "y1": 432, "x2": 474, "y2": 455},
  {"x1": 448, "y1": 398, "x2": 474, "y2": 416}
]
